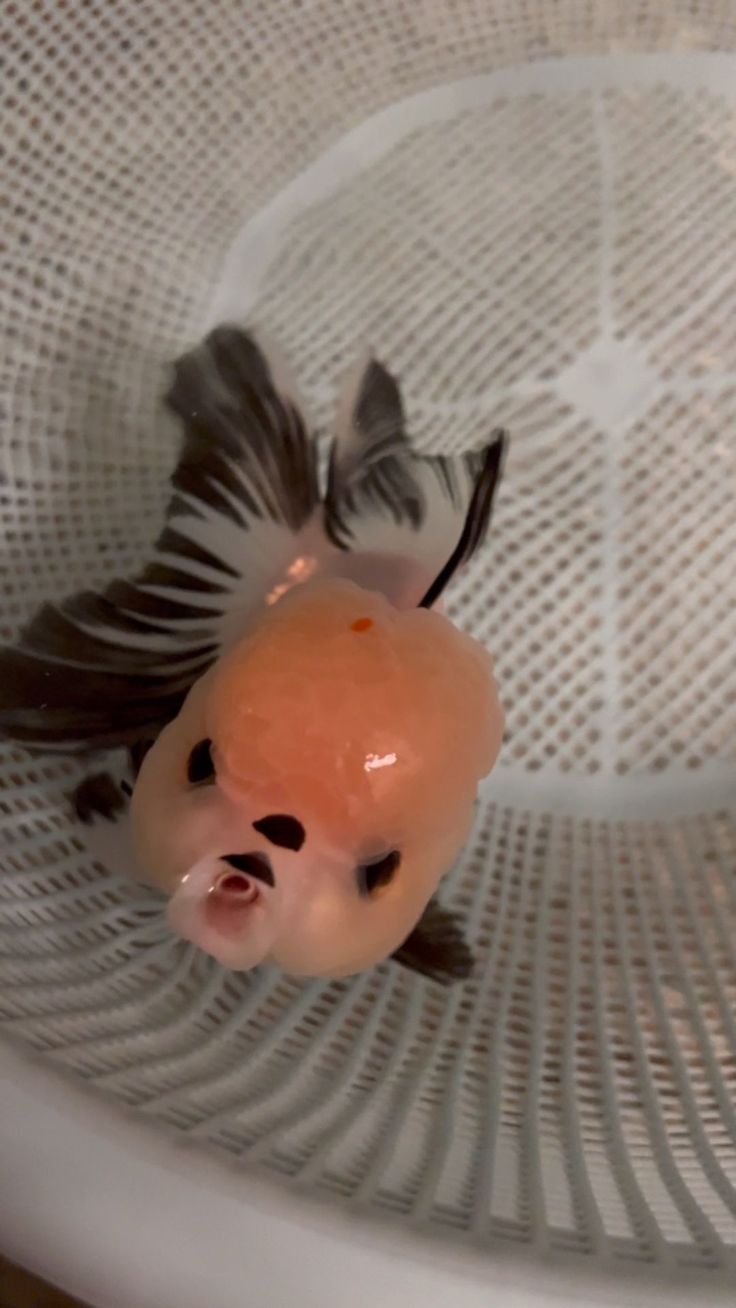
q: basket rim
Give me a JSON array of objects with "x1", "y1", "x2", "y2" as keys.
[{"x1": 1, "y1": 1041, "x2": 734, "y2": 1307}]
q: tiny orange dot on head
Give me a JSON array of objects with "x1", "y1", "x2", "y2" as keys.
[{"x1": 351, "y1": 617, "x2": 374, "y2": 633}]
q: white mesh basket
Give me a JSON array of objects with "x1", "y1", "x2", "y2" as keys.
[{"x1": 2, "y1": 2, "x2": 736, "y2": 1303}]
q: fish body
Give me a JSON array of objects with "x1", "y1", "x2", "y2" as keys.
[{"x1": 0, "y1": 327, "x2": 507, "y2": 980}]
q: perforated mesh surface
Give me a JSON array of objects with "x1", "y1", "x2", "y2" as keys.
[{"x1": 3, "y1": 0, "x2": 736, "y2": 1282}]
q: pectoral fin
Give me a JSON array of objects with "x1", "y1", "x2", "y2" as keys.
[{"x1": 392, "y1": 897, "x2": 475, "y2": 983}]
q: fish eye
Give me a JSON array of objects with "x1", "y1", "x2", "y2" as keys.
[
  {"x1": 187, "y1": 738, "x2": 216, "y2": 785},
  {"x1": 253, "y1": 814, "x2": 306, "y2": 851},
  {"x1": 356, "y1": 849, "x2": 401, "y2": 898}
]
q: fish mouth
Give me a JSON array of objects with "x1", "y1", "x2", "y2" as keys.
[
  {"x1": 166, "y1": 855, "x2": 279, "y2": 970},
  {"x1": 205, "y1": 868, "x2": 261, "y2": 937}
]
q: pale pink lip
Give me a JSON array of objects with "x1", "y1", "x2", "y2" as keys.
[{"x1": 205, "y1": 870, "x2": 260, "y2": 938}]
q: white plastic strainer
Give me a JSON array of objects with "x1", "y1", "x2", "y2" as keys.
[{"x1": 2, "y1": 2, "x2": 736, "y2": 1302}]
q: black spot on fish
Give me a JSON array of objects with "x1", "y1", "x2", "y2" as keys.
[
  {"x1": 253, "y1": 814, "x2": 306, "y2": 851},
  {"x1": 222, "y1": 851, "x2": 275, "y2": 887}
]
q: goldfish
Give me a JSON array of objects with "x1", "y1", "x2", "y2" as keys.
[{"x1": 0, "y1": 326, "x2": 506, "y2": 981}]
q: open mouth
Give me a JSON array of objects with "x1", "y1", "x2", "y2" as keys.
[
  {"x1": 205, "y1": 868, "x2": 261, "y2": 937},
  {"x1": 167, "y1": 851, "x2": 279, "y2": 970}
]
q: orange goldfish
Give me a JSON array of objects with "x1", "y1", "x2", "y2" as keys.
[{"x1": 0, "y1": 327, "x2": 506, "y2": 980}]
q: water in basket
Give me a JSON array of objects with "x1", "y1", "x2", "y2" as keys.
[{"x1": 2, "y1": 0, "x2": 736, "y2": 1294}]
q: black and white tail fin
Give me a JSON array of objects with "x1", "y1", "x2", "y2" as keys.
[
  {"x1": 325, "y1": 353, "x2": 507, "y2": 607},
  {"x1": 0, "y1": 327, "x2": 320, "y2": 751},
  {"x1": 0, "y1": 329, "x2": 507, "y2": 753}
]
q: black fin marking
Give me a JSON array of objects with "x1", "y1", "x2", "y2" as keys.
[
  {"x1": 325, "y1": 357, "x2": 507, "y2": 607},
  {"x1": 324, "y1": 359, "x2": 417, "y2": 546},
  {"x1": 0, "y1": 640, "x2": 195, "y2": 750},
  {"x1": 166, "y1": 325, "x2": 319, "y2": 532},
  {"x1": 419, "y1": 429, "x2": 507, "y2": 608},
  {"x1": 0, "y1": 327, "x2": 321, "y2": 753},
  {"x1": 72, "y1": 772, "x2": 128, "y2": 824},
  {"x1": 392, "y1": 898, "x2": 475, "y2": 983},
  {"x1": 156, "y1": 526, "x2": 240, "y2": 579}
]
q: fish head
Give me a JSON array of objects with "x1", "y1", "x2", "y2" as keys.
[{"x1": 131, "y1": 580, "x2": 503, "y2": 977}]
